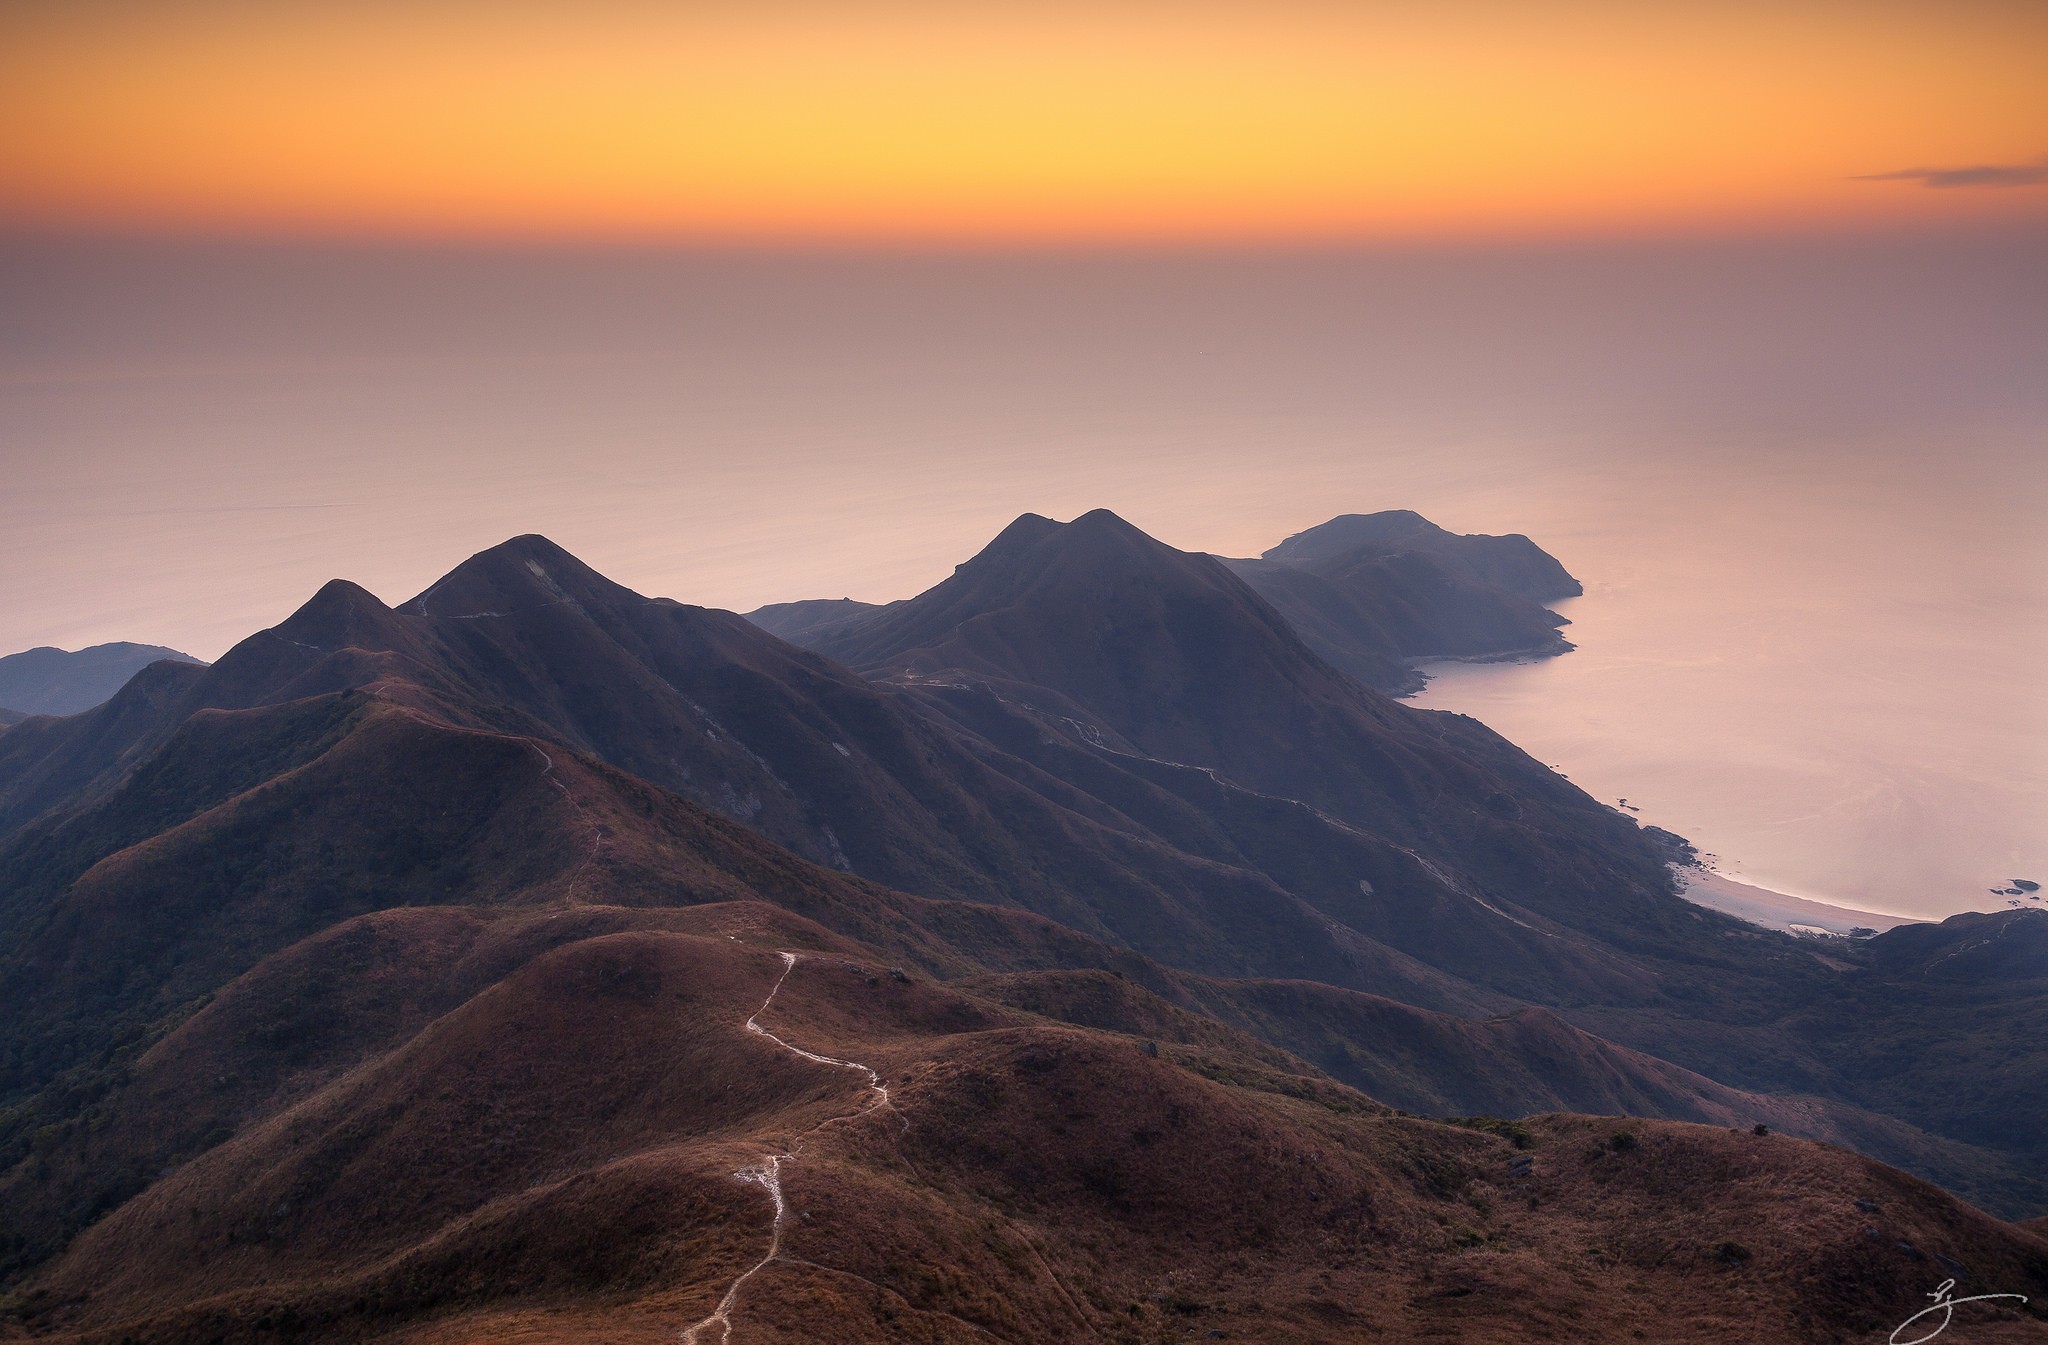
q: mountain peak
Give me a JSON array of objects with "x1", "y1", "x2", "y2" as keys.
[
  {"x1": 993, "y1": 511, "x2": 1060, "y2": 541},
  {"x1": 270, "y1": 579, "x2": 406, "y2": 652},
  {"x1": 962, "y1": 512, "x2": 1062, "y2": 568},
  {"x1": 1068, "y1": 507, "x2": 1142, "y2": 534},
  {"x1": 407, "y1": 535, "x2": 636, "y2": 619}
]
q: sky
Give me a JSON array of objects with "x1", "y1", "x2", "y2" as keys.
[{"x1": 2, "y1": 0, "x2": 2046, "y2": 243}]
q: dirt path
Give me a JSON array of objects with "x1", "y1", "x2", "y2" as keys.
[
  {"x1": 679, "y1": 952, "x2": 894, "y2": 1345},
  {"x1": 524, "y1": 740, "x2": 604, "y2": 902}
]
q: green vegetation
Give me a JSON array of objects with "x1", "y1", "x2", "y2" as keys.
[{"x1": 1446, "y1": 1115, "x2": 1535, "y2": 1149}]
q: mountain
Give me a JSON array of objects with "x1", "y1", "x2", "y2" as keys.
[
  {"x1": 1219, "y1": 511, "x2": 1581, "y2": 692},
  {"x1": 750, "y1": 509, "x2": 1584, "y2": 698},
  {"x1": 1265, "y1": 510, "x2": 1584, "y2": 598},
  {"x1": 0, "y1": 533, "x2": 1670, "y2": 1011},
  {"x1": 0, "y1": 642, "x2": 205, "y2": 718},
  {"x1": 25, "y1": 877, "x2": 2048, "y2": 1345},
  {"x1": 13, "y1": 901, "x2": 2048, "y2": 1344},
  {"x1": 796, "y1": 510, "x2": 1674, "y2": 944},
  {"x1": 0, "y1": 707, "x2": 23, "y2": 727},
  {"x1": 739, "y1": 511, "x2": 2048, "y2": 1207},
  {"x1": 4, "y1": 524, "x2": 2047, "y2": 1342},
  {"x1": 753, "y1": 505, "x2": 1581, "y2": 691},
  {"x1": 745, "y1": 596, "x2": 882, "y2": 645}
]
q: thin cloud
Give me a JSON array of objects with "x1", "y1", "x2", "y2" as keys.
[{"x1": 1854, "y1": 155, "x2": 2048, "y2": 188}]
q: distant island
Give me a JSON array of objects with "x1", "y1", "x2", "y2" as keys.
[{"x1": 0, "y1": 642, "x2": 205, "y2": 718}]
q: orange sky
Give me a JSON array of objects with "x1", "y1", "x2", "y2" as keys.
[{"x1": 2, "y1": 0, "x2": 2045, "y2": 243}]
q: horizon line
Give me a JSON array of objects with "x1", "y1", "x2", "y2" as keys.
[{"x1": 7, "y1": 213, "x2": 2047, "y2": 258}]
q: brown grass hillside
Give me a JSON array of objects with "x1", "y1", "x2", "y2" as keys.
[{"x1": 12, "y1": 931, "x2": 2046, "y2": 1344}]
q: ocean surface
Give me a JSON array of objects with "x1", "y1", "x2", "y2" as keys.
[{"x1": 3, "y1": 232, "x2": 2043, "y2": 919}]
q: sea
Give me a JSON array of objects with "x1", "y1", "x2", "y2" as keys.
[{"x1": 3, "y1": 229, "x2": 2043, "y2": 919}]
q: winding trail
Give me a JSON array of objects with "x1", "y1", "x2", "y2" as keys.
[
  {"x1": 344, "y1": 676, "x2": 609, "y2": 909},
  {"x1": 679, "y1": 952, "x2": 896, "y2": 1345},
  {"x1": 524, "y1": 741, "x2": 604, "y2": 903}
]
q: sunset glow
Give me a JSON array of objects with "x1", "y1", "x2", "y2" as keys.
[{"x1": 4, "y1": 0, "x2": 2046, "y2": 242}]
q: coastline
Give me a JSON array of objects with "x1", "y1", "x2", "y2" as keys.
[{"x1": 1673, "y1": 864, "x2": 1921, "y2": 937}]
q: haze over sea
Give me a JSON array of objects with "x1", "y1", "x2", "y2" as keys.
[{"x1": 3, "y1": 231, "x2": 2043, "y2": 921}]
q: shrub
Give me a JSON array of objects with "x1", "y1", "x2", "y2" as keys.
[{"x1": 1447, "y1": 1115, "x2": 1534, "y2": 1149}]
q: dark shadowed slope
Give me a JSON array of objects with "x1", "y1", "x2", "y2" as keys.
[
  {"x1": 963, "y1": 965, "x2": 2047, "y2": 1215},
  {"x1": 0, "y1": 656, "x2": 212, "y2": 837},
  {"x1": 0, "y1": 643, "x2": 205, "y2": 718},
  {"x1": 801, "y1": 510, "x2": 1677, "y2": 943},
  {"x1": 1574, "y1": 906, "x2": 2048, "y2": 1175}
]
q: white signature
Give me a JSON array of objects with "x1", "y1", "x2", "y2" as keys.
[{"x1": 1889, "y1": 1279, "x2": 2029, "y2": 1344}]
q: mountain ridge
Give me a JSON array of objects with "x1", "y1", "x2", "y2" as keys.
[
  {"x1": 750, "y1": 507, "x2": 1587, "y2": 696},
  {"x1": 3, "y1": 520, "x2": 2046, "y2": 1343}
]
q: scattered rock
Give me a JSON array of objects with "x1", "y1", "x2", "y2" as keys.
[
  {"x1": 1855, "y1": 1197, "x2": 1881, "y2": 1213},
  {"x1": 1642, "y1": 825, "x2": 1698, "y2": 866},
  {"x1": 1140, "y1": 1040, "x2": 1160, "y2": 1057}
]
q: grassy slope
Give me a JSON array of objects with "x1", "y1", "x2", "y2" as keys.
[{"x1": 12, "y1": 929, "x2": 2047, "y2": 1345}]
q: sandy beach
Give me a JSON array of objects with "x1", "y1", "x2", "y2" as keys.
[{"x1": 1673, "y1": 865, "x2": 1922, "y2": 937}]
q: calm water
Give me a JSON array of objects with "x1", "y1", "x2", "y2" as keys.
[
  {"x1": 1406, "y1": 444, "x2": 2048, "y2": 921},
  {"x1": 3, "y1": 233, "x2": 2043, "y2": 918}
]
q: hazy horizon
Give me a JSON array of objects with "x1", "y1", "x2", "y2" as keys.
[
  {"x1": 7, "y1": 226, "x2": 2044, "y2": 650},
  {"x1": 4, "y1": 228, "x2": 2044, "y2": 923}
]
